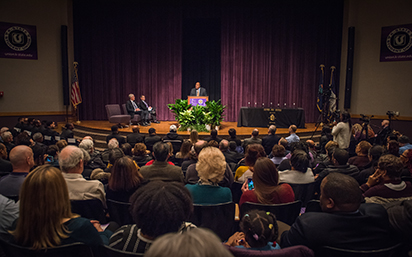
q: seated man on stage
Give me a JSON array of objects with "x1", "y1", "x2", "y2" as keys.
[
  {"x1": 189, "y1": 82, "x2": 208, "y2": 96},
  {"x1": 126, "y1": 94, "x2": 142, "y2": 124},
  {"x1": 138, "y1": 95, "x2": 160, "y2": 125}
]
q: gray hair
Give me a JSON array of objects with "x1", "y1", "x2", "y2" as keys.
[
  {"x1": 32, "y1": 132, "x2": 43, "y2": 141},
  {"x1": 128, "y1": 94, "x2": 134, "y2": 99},
  {"x1": 79, "y1": 139, "x2": 94, "y2": 153},
  {"x1": 169, "y1": 125, "x2": 177, "y2": 132},
  {"x1": 80, "y1": 148, "x2": 91, "y2": 163},
  {"x1": 108, "y1": 138, "x2": 119, "y2": 149},
  {"x1": 269, "y1": 125, "x2": 277, "y2": 134},
  {"x1": 145, "y1": 228, "x2": 233, "y2": 257},
  {"x1": 1, "y1": 131, "x2": 12, "y2": 140},
  {"x1": 59, "y1": 146, "x2": 84, "y2": 172}
]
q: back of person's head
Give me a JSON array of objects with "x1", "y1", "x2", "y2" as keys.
[
  {"x1": 272, "y1": 144, "x2": 285, "y2": 157},
  {"x1": 15, "y1": 132, "x2": 31, "y2": 146},
  {"x1": 332, "y1": 148, "x2": 349, "y2": 165},
  {"x1": 219, "y1": 139, "x2": 229, "y2": 151},
  {"x1": 133, "y1": 143, "x2": 147, "y2": 156},
  {"x1": 56, "y1": 140, "x2": 68, "y2": 151},
  {"x1": 306, "y1": 140, "x2": 315, "y2": 149},
  {"x1": 278, "y1": 138, "x2": 288, "y2": 149},
  {"x1": 189, "y1": 130, "x2": 198, "y2": 143},
  {"x1": 109, "y1": 148, "x2": 125, "y2": 165},
  {"x1": 245, "y1": 144, "x2": 266, "y2": 166},
  {"x1": 325, "y1": 141, "x2": 339, "y2": 158},
  {"x1": 121, "y1": 143, "x2": 132, "y2": 156},
  {"x1": 169, "y1": 125, "x2": 177, "y2": 132},
  {"x1": 179, "y1": 140, "x2": 193, "y2": 158},
  {"x1": 64, "y1": 123, "x2": 73, "y2": 130},
  {"x1": 32, "y1": 132, "x2": 43, "y2": 143},
  {"x1": 111, "y1": 125, "x2": 119, "y2": 133},
  {"x1": 129, "y1": 181, "x2": 193, "y2": 238},
  {"x1": 252, "y1": 129, "x2": 259, "y2": 137},
  {"x1": 321, "y1": 173, "x2": 362, "y2": 212},
  {"x1": 9, "y1": 145, "x2": 34, "y2": 169},
  {"x1": 79, "y1": 139, "x2": 94, "y2": 154},
  {"x1": 387, "y1": 132, "x2": 398, "y2": 142},
  {"x1": 109, "y1": 156, "x2": 143, "y2": 191},
  {"x1": 46, "y1": 145, "x2": 59, "y2": 158},
  {"x1": 207, "y1": 140, "x2": 219, "y2": 148},
  {"x1": 228, "y1": 128, "x2": 236, "y2": 137},
  {"x1": 194, "y1": 140, "x2": 208, "y2": 155},
  {"x1": 378, "y1": 154, "x2": 403, "y2": 179},
  {"x1": 59, "y1": 146, "x2": 83, "y2": 173},
  {"x1": 399, "y1": 135, "x2": 410, "y2": 145},
  {"x1": 149, "y1": 128, "x2": 156, "y2": 135},
  {"x1": 356, "y1": 140, "x2": 372, "y2": 155},
  {"x1": 289, "y1": 142, "x2": 308, "y2": 155},
  {"x1": 210, "y1": 129, "x2": 218, "y2": 137},
  {"x1": 1, "y1": 131, "x2": 12, "y2": 142},
  {"x1": 369, "y1": 145, "x2": 384, "y2": 161},
  {"x1": 153, "y1": 142, "x2": 170, "y2": 162},
  {"x1": 46, "y1": 121, "x2": 55, "y2": 128},
  {"x1": 108, "y1": 138, "x2": 119, "y2": 149},
  {"x1": 387, "y1": 140, "x2": 400, "y2": 156},
  {"x1": 145, "y1": 228, "x2": 233, "y2": 257},
  {"x1": 289, "y1": 125, "x2": 297, "y2": 133},
  {"x1": 321, "y1": 125, "x2": 331, "y2": 135},
  {"x1": 229, "y1": 141, "x2": 237, "y2": 152},
  {"x1": 0, "y1": 143, "x2": 6, "y2": 159},
  {"x1": 196, "y1": 147, "x2": 226, "y2": 184},
  {"x1": 166, "y1": 142, "x2": 174, "y2": 155},
  {"x1": 341, "y1": 111, "x2": 351, "y2": 123},
  {"x1": 132, "y1": 126, "x2": 140, "y2": 133},
  {"x1": 253, "y1": 157, "x2": 279, "y2": 204},
  {"x1": 240, "y1": 210, "x2": 278, "y2": 248},
  {"x1": 290, "y1": 150, "x2": 309, "y2": 173},
  {"x1": 268, "y1": 125, "x2": 277, "y2": 135},
  {"x1": 11, "y1": 165, "x2": 77, "y2": 250}
]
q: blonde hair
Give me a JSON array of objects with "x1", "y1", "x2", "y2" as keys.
[
  {"x1": 11, "y1": 165, "x2": 78, "y2": 249},
  {"x1": 196, "y1": 147, "x2": 226, "y2": 184}
]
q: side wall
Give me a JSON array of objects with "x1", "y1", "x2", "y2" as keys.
[{"x1": 339, "y1": 0, "x2": 412, "y2": 118}]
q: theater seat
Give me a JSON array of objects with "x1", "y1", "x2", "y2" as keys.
[
  {"x1": 121, "y1": 104, "x2": 142, "y2": 125},
  {"x1": 240, "y1": 201, "x2": 302, "y2": 226}
]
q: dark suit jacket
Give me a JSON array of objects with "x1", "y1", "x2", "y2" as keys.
[
  {"x1": 262, "y1": 134, "x2": 281, "y2": 156},
  {"x1": 280, "y1": 203, "x2": 397, "y2": 252},
  {"x1": 222, "y1": 150, "x2": 240, "y2": 165},
  {"x1": 106, "y1": 133, "x2": 126, "y2": 146},
  {"x1": 126, "y1": 100, "x2": 140, "y2": 118},
  {"x1": 144, "y1": 135, "x2": 162, "y2": 152},
  {"x1": 126, "y1": 133, "x2": 145, "y2": 147},
  {"x1": 60, "y1": 129, "x2": 74, "y2": 140},
  {"x1": 137, "y1": 100, "x2": 149, "y2": 111},
  {"x1": 139, "y1": 161, "x2": 184, "y2": 183},
  {"x1": 242, "y1": 137, "x2": 262, "y2": 149},
  {"x1": 190, "y1": 87, "x2": 207, "y2": 96}
]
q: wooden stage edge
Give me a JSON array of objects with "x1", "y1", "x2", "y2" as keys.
[{"x1": 70, "y1": 120, "x2": 322, "y2": 139}]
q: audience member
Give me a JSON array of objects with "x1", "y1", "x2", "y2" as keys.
[
  {"x1": 107, "y1": 148, "x2": 125, "y2": 173},
  {"x1": 332, "y1": 111, "x2": 352, "y2": 149},
  {"x1": 106, "y1": 125, "x2": 125, "y2": 147},
  {"x1": 185, "y1": 147, "x2": 232, "y2": 204},
  {"x1": 235, "y1": 144, "x2": 266, "y2": 182},
  {"x1": 59, "y1": 146, "x2": 106, "y2": 206},
  {"x1": 31, "y1": 132, "x2": 47, "y2": 165},
  {"x1": 318, "y1": 125, "x2": 333, "y2": 154},
  {"x1": 132, "y1": 143, "x2": 153, "y2": 167},
  {"x1": 146, "y1": 228, "x2": 233, "y2": 257},
  {"x1": 175, "y1": 140, "x2": 192, "y2": 160},
  {"x1": 102, "y1": 138, "x2": 119, "y2": 163},
  {"x1": 1, "y1": 131, "x2": 14, "y2": 155},
  {"x1": 242, "y1": 129, "x2": 262, "y2": 150},
  {"x1": 280, "y1": 173, "x2": 397, "y2": 252},
  {"x1": 361, "y1": 154, "x2": 412, "y2": 204},
  {"x1": 126, "y1": 126, "x2": 145, "y2": 147},
  {"x1": 44, "y1": 145, "x2": 60, "y2": 167},
  {"x1": 15, "y1": 132, "x2": 32, "y2": 146},
  {"x1": 348, "y1": 140, "x2": 372, "y2": 170},
  {"x1": 139, "y1": 142, "x2": 184, "y2": 182},
  {"x1": 306, "y1": 139, "x2": 317, "y2": 160},
  {"x1": 239, "y1": 157, "x2": 294, "y2": 207},
  {"x1": 120, "y1": 143, "x2": 133, "y2": 156},
  {"x1": 220, "y1": 139, "x2": 240, "y2": 165},
  {"x1": 106, "y1": 156, "x2": 144, "y2": 202},
  {"x1": 207, "y1": 140, "x2": 219, "y2": 148},
  {"x1": 313, "y1": 141, "x2": 338, "y2": 175},
  {"x1": 144, "y1": 128, "x2": 162, "y2": 152},
  {"x1": 43, "y1": 121, "x2": 60, "y2": 145},
  {"x1": 399, "y1": 135, "x2": 412, "y2": 155},
  {"x1": 262, "y1": 125, "x2": 280, "y2": 156},
  {"x1": 375, "y1": 119, "x2": 391, "y2": 146},
  {"x1": 0, "y1": 145, "x2": 34, "y2": 198},
  {"x1": 163, "y1": 125, "x2": 183, "y2": 154},
  {"x1": 285, "y1": 125, "x2": 300, "y2": 145},
  {"x1": 278, "y1": 150, "x2": 315, "y2": 184},
  {"x1": 204, "y1": 129, "x2": 222, "y2": 143},
  {"x1": 355, "y1": 145, "x2": 385, "y2": 185},
  {"x1": 386, "y1": 140, "x2": 400, "y2": 157},
  {"x1": 10, "y1": 165, "x2": 112, "y2": 248},
  {"x1": 183, "y1": 140, "x2": 207, "y2": 176},
  {"x1": 0, "y1": 143, "x2": 12, "y2": 173},
  {"x1": 79, "y1": 139, "x2": 106, "y2": 170},
  {"x1": 60, "y1": 123, "x2": 75, "y2": 141},
  {"x1": 56, "y1": 139, "x2": 68, "y2": 151},
  {"x1": 189, "y1": 130, "x2": 199, "y2": 144},
  {"x1": 109, "y1": 181, "x2": 195, "y2": 254},
  {"x1": 270, "y1": 145, "x2": 287, "y2": 166},
  {"x1": 400, "y1": 149, "x2": 412, "y2": 176},
  {"x1": 277, "y1": 141, "x2": 313, "y2": 171},
  {"x1": 226, "y1": 210, "x2": 279, "y2": 250},
  {"x1": 0, "y1": 194, "x2": 19, "y2": 234},
  {"x1": 227, "y1": 128, "x2": 242, "y2": 153}
]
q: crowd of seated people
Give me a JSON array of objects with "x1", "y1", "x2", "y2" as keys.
[{"x1": 1, "y1": 117, "x2": 412, "y2": 256}]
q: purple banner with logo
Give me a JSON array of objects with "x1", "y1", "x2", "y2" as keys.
[
  {"x1": 0, "y1": 22, "x2": 38, "y2": 60},
  {"x1": 189, "y1": 97, "x2": 208, "y2": 107},
  {"x1": 380, "y1": 23, "x2": 412, "y2": 62}
]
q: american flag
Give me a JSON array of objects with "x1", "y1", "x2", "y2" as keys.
[{"x1": 71, "y1": 67, "x2": 82, "y2": 108}]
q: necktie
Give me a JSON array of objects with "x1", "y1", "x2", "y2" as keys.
[
  {"x1": 132, "y1": 101, "x2": 138, "y2": 109},
  {"x1": 197, "y1": 89, "x2": 200, "y2": 96},
  {"x1": 143, "y1": 101, "x2": 148, "y2": 108}
]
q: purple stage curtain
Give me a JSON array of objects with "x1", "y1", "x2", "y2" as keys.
[
  {"x1": 73, "y1": 2, "x2": 182, "y2": 121},
  {"x1": 221, "y1": 2, "x2": 343, "y2": 123}
]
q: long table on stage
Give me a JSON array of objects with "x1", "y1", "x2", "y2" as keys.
[{"x1": 237, "y1": 107, "x2": 305, "y2": 128}]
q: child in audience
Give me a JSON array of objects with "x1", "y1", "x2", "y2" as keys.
[{"x1": 226, "y1": 210, "x2": 280, "y2": 250}]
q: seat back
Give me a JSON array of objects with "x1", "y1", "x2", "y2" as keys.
[
  {"x1": 225, "y1": 244, "x2": 315, "y2": 257},
  {"x1": 231, "y1": 181, "x2": 243, "y2": 204},
  {"x1": 316, "y1": 243, "x2": 404, "y2": 257},
  {"x1": 106, "y1": 104, "x2": 122, "y2": 118},
  {"x1": 288, "y1": 182, "x2": 316, "y2": 206},
  {"x1": 121, "y1": 104, "x2": 128, "y2": 116},
  {"x1": 107, "y1": 199, "x2": 133, "y2": 226},
  {"x1": 0, "y1": 238, "x2": 93, "y2": 257},
  {"x1": 189, "y1": 202, "x2": 235, "y2": 241},
  {"x1": 240, "y1": 201, "x2": 302, "y2": 226},
  {"x1": 100, "y1": 245, "x2": 144, "y2": 257},
  {"x1": 305, "y1": 200, "x2": 322, "y2": 213},
  {"x1": 71, "y1": 199, "x2": 106, "y2": 223}
]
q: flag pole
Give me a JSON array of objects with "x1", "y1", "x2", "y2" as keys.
[{"x1": 73, "y1": 62, "x2": 81, "y2": 124}]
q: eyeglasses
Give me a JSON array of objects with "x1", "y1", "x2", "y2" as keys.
[{"x1": 400, "y1": 154, "x2": 408, "y2": 158}]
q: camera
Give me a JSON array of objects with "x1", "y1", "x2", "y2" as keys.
[
  {"x1": 386, "y1": 111, "x2": 399, "y2": 117},
  {"x1": 359, "y1": 114, "x2": 371, "y2": 124}
]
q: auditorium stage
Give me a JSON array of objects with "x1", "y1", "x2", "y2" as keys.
[{"x1": 70, "y1": 120, "x2": 322, "y2": 150}]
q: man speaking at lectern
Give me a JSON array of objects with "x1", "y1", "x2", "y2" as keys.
[{"x1": 190, "y1": 82, "x2": 208, "y2": 96}]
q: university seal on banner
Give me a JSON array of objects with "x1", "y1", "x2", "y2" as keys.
[
  {"x1": 198, "y1": 99, "x2": 203, "y2": 105},
  {"x1": 4, "y1": 26, "x2": 32, "y2": 51},
  {"x1": 386, "y1": 27, "x2": 412, "y2": 53}
]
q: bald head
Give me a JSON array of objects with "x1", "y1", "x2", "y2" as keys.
[
  {"x1": 219, "y1": 139, "x2": 229, "y2": 151},
  {"x1": 194, "y1": 140, "x2": 208, "y2": 155},
  {"x1": 252, "y1": 129, "x2": 259, "y2": 138},
  {"x1": 59, "y1": 145, "x2": 84, "y2": 173},
  {"x1": 9, "y1": 145, "x2": 34, "y2": 171},
  {"x1": 382, "y1": 120, "x2": 389, "y2": 127}
]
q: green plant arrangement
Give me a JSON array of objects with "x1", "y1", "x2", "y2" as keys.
[{"x1": 167, "y1": 99, "x2": 226, "y2": 132}]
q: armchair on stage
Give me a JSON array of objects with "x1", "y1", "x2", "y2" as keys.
[{"x1": 168, "y1": 98, "x2": 225, "y2": 132}]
